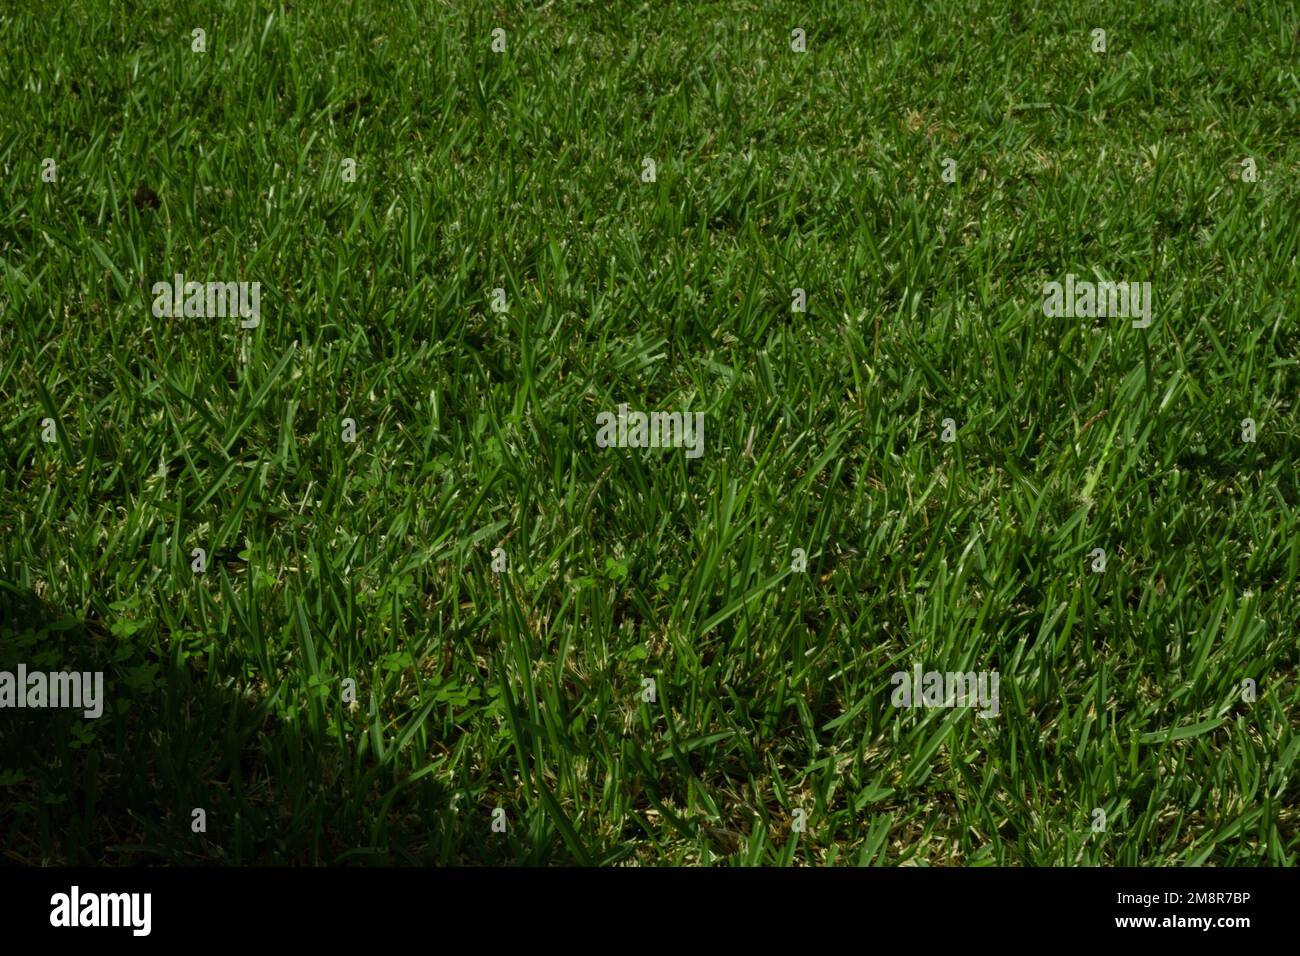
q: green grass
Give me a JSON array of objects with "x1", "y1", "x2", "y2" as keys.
[{"x1": 1, "y1": 0, "x2": 1297, "y2": 866}]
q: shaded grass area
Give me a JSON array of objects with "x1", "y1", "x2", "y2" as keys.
[{"x1": 1, "y1": 1, "x2": 1297, "y2": 864}]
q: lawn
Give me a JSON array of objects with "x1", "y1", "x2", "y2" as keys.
[{"x1": 0, "y1": 0, "x2": 1297, "y2": 865}]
